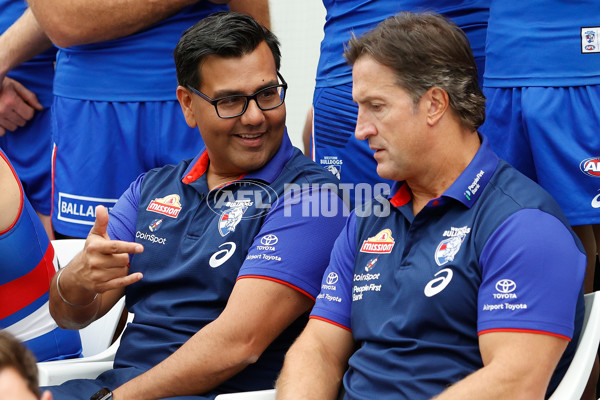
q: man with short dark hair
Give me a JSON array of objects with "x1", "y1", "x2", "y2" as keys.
[
  {"x1": 0, "y1": 331, "x2": 52, "y2": 400},
  {"x1": 276, "y1": 12, "x2": 586, "y2": 399},
  {"x1": 46, "y1": 12, "x2": 347, "y2": 400}
]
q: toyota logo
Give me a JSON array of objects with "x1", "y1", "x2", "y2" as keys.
[
  {"x1": 326, "y1": 272, "x2": 339, "y2": 285},
  {"x1": 495, "y1": 279, "x2": 516, "y2": 293},
  {"x1": 260, "y1": 234, "x2": 279, "y2": 246}
]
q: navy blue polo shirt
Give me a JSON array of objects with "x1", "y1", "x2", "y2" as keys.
[
  {"x1": 311, "y1": 135, "x2": 585, "y2": 399},
  {"x1": 103, "y1": 132, "x2": 347, "y2": 395}
]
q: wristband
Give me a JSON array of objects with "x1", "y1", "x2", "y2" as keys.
[{"x1": 56, "y1": 268, "x2": 98, "y2": 307}]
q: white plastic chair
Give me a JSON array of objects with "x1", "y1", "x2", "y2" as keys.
[
  {"x1": 215, "y1": 389, "x2": 276, "y2": 399},
  {"x1": 549, "y1": 291, "x2": 600, "y2": 400},
  {"x1": 38, "y1": 240, "x2": 131, "y2": 386}
]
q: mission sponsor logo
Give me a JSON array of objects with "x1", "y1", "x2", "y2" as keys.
[
  {"x1": 580, "y1": 157, "x2": 600, "y2": 177},
  {"x1": 360, "y1": 229, "x2": 395, "y2": 254},
  {"x1": 146, "y1": 194, "x2": 182, "y2": 218}
]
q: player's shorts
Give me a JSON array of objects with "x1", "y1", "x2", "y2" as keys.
[
  {"x1": 481, "y1": 85, "x2": 600, "y2": 226},
  {"x1": 0, "y1": 108, "x2": 52, "y2": 215},
  {"x1": 51, "y1": 96, "x2": 204, "y2": 237}
]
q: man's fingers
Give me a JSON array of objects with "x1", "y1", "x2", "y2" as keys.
[
  {"x1": 0, "y1": 114, "x2": 22, "y2": 131},
  {"x1": 12, "y1": 80, "x2": 43, "y2": 111},
  {"x1": 97, "y1": 272, "x2": 143, "y2": 293},
  {"x1": 89, "y1": 205, "x2": 110, "y2": 238},
  {"x1": 86, "y1": 238, "x2": 143, "y2": 257}
]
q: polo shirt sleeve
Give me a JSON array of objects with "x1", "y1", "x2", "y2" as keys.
[
  {"x1": 107, "y1": 173, "x2": 144, "y2": 242},
  {"x1": 309, "y1": 212, "x2": 357, "y2": 331},
  {"x1": 238, "y1": 184, "x2": 348, "y2": 300},
  {"x1": 477, "y1": 208, "x2": 586, "y2": 339}
]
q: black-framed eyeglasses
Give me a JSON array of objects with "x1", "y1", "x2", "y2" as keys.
[{"x1": 187, "y1": 72, "x2": 287, "y2": 119}]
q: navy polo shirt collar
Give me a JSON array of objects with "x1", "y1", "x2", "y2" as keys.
[
  {"x1": 181, "y1": 128, "x2": 294, "y2": 189},
  {"x1": 389, "y1": 134, "x2": 499, "y2": 209},
  {"x1": 443, "y1": 134, "x2": 498, "y2": 208}
]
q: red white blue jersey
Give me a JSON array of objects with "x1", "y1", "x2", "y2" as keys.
[
  {"x1": 97, "y1": 132, "x2": 348, "y2": 394},
  {"x1": 485, "y1": 0, "x2": 600, "y2": 87},
  {"x1": 311, "y1": 136, "x2": 586, "y2": 399},
  {"x1": 0, "y1": 150, "x2": 81, "y2": 361}
]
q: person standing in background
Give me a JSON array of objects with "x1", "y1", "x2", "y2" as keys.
[
  {"x1": 0, "y1": 3, "x2": 55, "y2": 239},
  {"x1": 481, "y1": 2, "x2": 600, "y2": 397},
  {"x1": 310, "y1": 0, "x2": 489, "y2": 208}
]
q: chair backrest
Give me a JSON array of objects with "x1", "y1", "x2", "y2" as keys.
[
  {"x1": 51, "y1": 239, "x2": 125, "y2": 357},
  {"x1": 548, "y1": 291, "x2": 600, "y2": 400},
  {"x1": 52, "y1": 239, "x2": 86, "y2": 270}
]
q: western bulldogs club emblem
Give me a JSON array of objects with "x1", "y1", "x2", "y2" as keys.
[
  {"x1": 586, "y1": 30, "x2": 596, "y2": 43},
  {"x1": 435, "y1": 236, "x2": 464, "y2": 266},
  {"x1": 218, "y1": 204, "x2": 247, "y2": 237},
  {"x1": 326, "y1": 164, "x2": 341, "y2": 180},
  {"x1": 149, "y1": 219, "x2": 163, "y2": 232}
]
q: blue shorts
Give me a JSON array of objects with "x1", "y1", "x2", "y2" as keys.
[
  {"x1": 0, "y1": 108, "x2": 52, "y2": 215},
  {"x1": 481, "y1": 85, "x2": 600, "y2": 226},
  {"x1": 51, "y1": 97, "x2": 204, "y2": 237}
]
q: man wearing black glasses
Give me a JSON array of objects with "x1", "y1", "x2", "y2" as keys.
[{"x1": 46, "y1": 12, "x2": 347, "y2": 400}]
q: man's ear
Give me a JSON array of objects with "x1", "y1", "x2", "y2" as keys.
[
  {"x1": 40, "y1": 390, "x2": 53, "y2": 400},
  {"x1": 424, "y1": 86, "x2": 449, "y2": 127},
  {"x1": 176, "y1": 86, "x2": 198, "y2": 128}
]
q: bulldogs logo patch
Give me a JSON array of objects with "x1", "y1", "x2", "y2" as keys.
[{"x1": 218, "y1": 204, "x2": 247, "y2": 237}]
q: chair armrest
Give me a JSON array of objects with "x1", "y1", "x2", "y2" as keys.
[{"x1": 38, "y1": 361, "x2": 113, "y2": 386}]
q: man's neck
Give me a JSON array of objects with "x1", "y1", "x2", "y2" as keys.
[
  {"x1": 408, "y1": 129, "x2": 480, "y2": 215},
  {"x1": 206, "y1": 168, "x2": 244, "y2": 191}
]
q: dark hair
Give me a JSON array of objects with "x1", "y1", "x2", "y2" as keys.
[
  {"x1": 0, "y1": 331, "x2": 40, "y2": 397},
  {"x1": 174, "y1": 11, "x2": 281, "y2": 90},
  {"x1": 344, "y1": 11, "x2": 485, "y2": 131}
]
